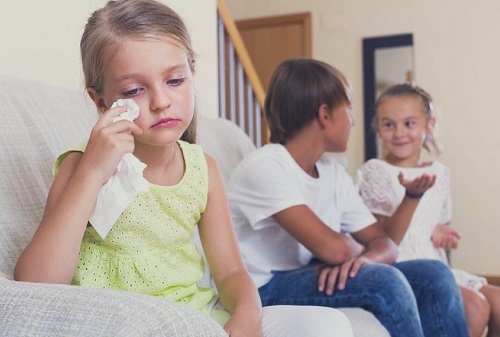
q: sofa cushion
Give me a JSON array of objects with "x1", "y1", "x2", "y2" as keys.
[
  {"x1": 0, "y1": 277, "x2": 226, "y2": 337},
  {"x1": 0, "y1": 76, "x2": 97, "y2": 278},
  {"x1": 197, "y1": 116, "x2": 256, "y2": 183}
]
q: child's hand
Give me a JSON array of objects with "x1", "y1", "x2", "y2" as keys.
[
  {"x1": 398, "y1": 172, "x2": 436, "y2": 197},
  {"x1": 224, "y1": 313, "x2": 263, "y2": 337},
  {"x1": 431, "y1": 224, "x2": 461, "y2": 250},
  {"x1": 80, "y1": 105, "x2": 143, "y2": 185},
  {"x1": 317, "y1": 255, "x2": 373, "y2": 296}
]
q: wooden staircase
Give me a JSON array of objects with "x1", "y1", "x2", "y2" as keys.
[{"x1": 217, "y1": 0, "x2": 268, "y2": 147}]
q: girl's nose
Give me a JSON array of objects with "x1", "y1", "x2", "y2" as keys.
[
  {"x1": 150, "y1": 86, "x2": 172, "y2": 112},
  {"x1": 394, "y1": 125, "x2": 404, "y2": 138}
]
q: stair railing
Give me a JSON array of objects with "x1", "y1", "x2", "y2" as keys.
[{"x1": 217, "y1": 0, "x2": 268, "y2": 147}]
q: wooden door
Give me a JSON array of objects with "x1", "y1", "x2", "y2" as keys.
[{"x1": 236, "y1": 12, "x2": 312, "y2": 91}]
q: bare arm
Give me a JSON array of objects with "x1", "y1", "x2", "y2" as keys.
[
  {"x1": 273, "y1": 205, "x2": 364, "y2": 265},
  {"x1": 376, "y1": 172, "x2": 436, "y2": 244},
  {"x1": 199, "y1": 155, "x2": 263, "y2": 337},
  {"x1": 351, "y1": 222, "x2": 397, "y2": 265},
  {"x1": 14, "y1": 106, "x2": 142, "y2": 284},
  {"x1": 14, "y1": 152, "x2": 103, "y2": 284},
  {"x1": 314, "y1": 223, "x2": 398, "y2": 295},
  {"x1": 272, "y1": 200, "x2": 398, "y2": 293}
]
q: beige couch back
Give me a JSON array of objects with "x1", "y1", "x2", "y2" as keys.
[{"x1": 0, "y1": 77, "x2": 97, "y2": 278}]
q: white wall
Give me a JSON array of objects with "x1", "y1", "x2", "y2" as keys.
[
  {"x1": 0, "y1": 0, "x2": 218, "y2": 117},
  {"x1": 226, "y1": 0, "x2": 500, "y2": 276}
]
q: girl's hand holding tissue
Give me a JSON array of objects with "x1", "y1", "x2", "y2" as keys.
[{"x1": 80, "y1": 103, "x2": 143, "y2": 187}]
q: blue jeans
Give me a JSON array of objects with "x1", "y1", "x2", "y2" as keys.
[{"x1": 258, "y1": 259, "x2": 468, "y2": 337}]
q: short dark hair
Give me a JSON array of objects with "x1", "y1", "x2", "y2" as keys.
[{"x1": 265, "y1": 58, "x2": 349, "y2": 144}]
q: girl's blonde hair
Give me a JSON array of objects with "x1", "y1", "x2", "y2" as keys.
[
  {"x1": 374, "y1": 83, "x2": 441, "y2": 155},
  {"x1": 81, "y1": 0, "x2": 197, "y2": 143}
]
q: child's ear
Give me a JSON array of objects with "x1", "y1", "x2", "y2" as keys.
[
  {"x1": 427, "y1": 116, "x2": 436, "y2": 130},
  {"x1": 87, "y1": 88, "x2": 108, "y2": 114},
  {"x1": 317, "y1": 104, "x2": 332, "y2": 128}
]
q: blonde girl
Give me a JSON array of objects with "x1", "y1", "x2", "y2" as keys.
[
  {"x1": 358, "y1": 83, "x2": 500, "y2": 337},
  {"x1": 14, "y1": 1, "x2": 353, "y2": 336}
]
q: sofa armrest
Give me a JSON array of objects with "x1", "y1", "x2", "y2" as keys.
[
  {"x1": 0, "y1": 277, "x2": 227, "y2": 337},
  {"x1": 339, "y1": 308, "x2": 390, "y2": 337}
]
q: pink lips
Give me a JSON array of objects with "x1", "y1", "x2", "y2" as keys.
[
  {"x1": 392, "y1": 141, "x2": 410, "y2": 147},
  {"x1": 151, "y1": 118, "x2": 179, "y2": 129}
]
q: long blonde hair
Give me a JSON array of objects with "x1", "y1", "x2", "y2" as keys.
[{"x1": 80, "y1": 0, "x2": 197, "y2": 143}]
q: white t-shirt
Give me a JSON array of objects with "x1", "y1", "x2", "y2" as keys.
[{"x1": 228, "y1": 144, "x2": 376, "y2": 287}]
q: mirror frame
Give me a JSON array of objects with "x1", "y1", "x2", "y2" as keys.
[{"x1": 362, "y1": 33, "x2": 414, "y2": 160}]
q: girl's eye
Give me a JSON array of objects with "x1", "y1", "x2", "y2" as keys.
[
  {"x1": 167, "y1": 76, "x2": 185, "y2": 86},
  {"x1": 406, "y1": 121, "x2": 416, "y2": 127},
  {"x1": 382, "y1": 122, "x2": 394, "y2": 129},
  {"x1": 122, "y1": 88, "x2": 143, "y2": 97}
]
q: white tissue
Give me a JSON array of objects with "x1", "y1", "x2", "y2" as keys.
[
  {"x1": 89, "y1": 99, "x2": 149, "y2": 239},
  {"x1": 111, "y1": 98, "x2": 140, "y2": 122}
]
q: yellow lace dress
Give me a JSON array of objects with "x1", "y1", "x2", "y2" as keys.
[{"x1": 55, "y1": 140, "x2": 224, "y2": 318}]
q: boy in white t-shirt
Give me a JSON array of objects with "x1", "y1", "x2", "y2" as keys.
[{"x1": 227, "y1": 58, "x2": 468, "y2": 337}]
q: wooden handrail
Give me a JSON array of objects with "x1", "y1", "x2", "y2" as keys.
[{"x1": 217, "y1": 0, "x2": 265, "y2": 109}]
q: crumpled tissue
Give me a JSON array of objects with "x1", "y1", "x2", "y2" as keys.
[{"x1": 89, "y1": 99, "x2": 149, "y2": 239}]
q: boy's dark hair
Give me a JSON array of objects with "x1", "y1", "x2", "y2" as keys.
[{"x1": 265, "y1": 58, "x2": 350, "y2": 144}]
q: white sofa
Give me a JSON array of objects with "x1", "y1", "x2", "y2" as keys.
[{"x1": 0, "y1": 76, "x2": 388, "y2": 337}]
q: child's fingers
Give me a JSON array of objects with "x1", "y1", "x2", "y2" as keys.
[
  {"x1": 447, "y1": 237, "x2": 457, "y2": 250},
  {"x1": 444, "y1": 226, "x2": 461, "y2": 239},
  {"x1": 316, "y1": 265, "x2": 329, "y2": 292},
  {"x1": 96, "y1": 105, "x2": 128, "y2": 127},
  {"x1": 450, "y1": 237, "x2": 459, "y2": 249},
  {"x1": 451, "y1": 228, "x2": 462, "y2": 239},
  {"x1": 317, "y1": 265, "x2": 339, "y2": 295},
  {"x1": 398, "y1": 172, "x2": 405, "y2": 182},
  {"x1": 429, "y1": 174, "x2": 437, "y2": 187},
  {"x1": 337, "y1": 259, "x2": 355, "y2": 290},
  {"x1": 419, "y1": 174, "x2": 431, "y2": 187},
  {"x1": 433, "y1": 236, "x2": 444, "y2": 248},
  {"x1": 442, "y1": 236, "x2": 451, "y2": 249},
  {"x1": 348, "y1": 257, "x2": 364, "y2": 278},
  {"x1": 411, "y1": 174, "x2": 436, "y2": 192},
  {"x1": 95, "y1": 106, "x2": 142, "y2": 135},
  {"x1": 105, "y1": 118, "x2": 143, "y2": 136},
  {"x1": 398, "y1": 172, "x2": 409, "y2": 187},
  {"x1": 421, "y1": 174, "x2": 436, "y2": 189},
  {"x1": 90, "y1": 104, "x2": 141, "y2": 134},
  {"x1": 402, "y1": 173, "x2": 437, "y2": 195}
]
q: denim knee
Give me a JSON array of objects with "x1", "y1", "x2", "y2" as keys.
[
  {"x1": 361, "y1": 263, "x2": 413, "y2": 298},
  {"x1": 395, "y1": 259, "x2": 468, "y2": 337},
  {"x1": 396, "y1": 259, "x2": 459, "y2": 295}
]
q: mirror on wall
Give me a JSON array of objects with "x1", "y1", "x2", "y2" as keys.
[{"x1": 362, "y1": 33, "x2": 414, "y2": 160}]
